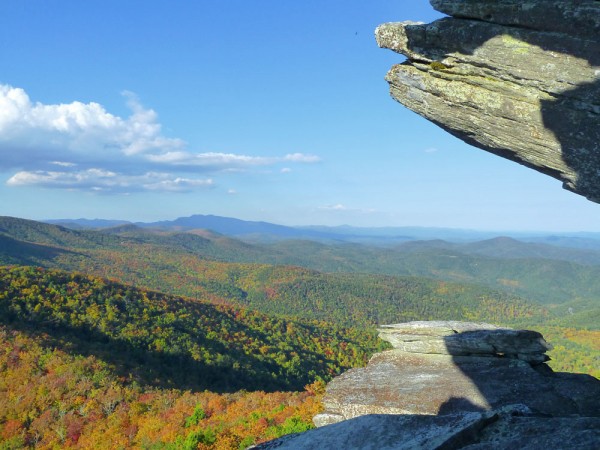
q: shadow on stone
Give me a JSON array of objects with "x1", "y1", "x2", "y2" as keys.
[
  {"x1": 254, "y1": 321, "x2": 600, "y2": 449},
  {"x1": 375, "y1": 0, "x2": 600, "y2": 202}
]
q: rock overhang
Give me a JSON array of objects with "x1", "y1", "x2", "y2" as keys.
[{"x1": 375, "y1": 0, "x2": 600, "y2": 203}]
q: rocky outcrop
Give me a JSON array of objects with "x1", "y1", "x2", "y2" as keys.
[
  {"x1": 254, "y1": 322, "x2": 600, "y2": 449},
  {"x1": 378, "y1": 321, "x2": 550, "y2": 363},
  {"x1": 314, "y1": 321, "x2": 600, "y2": 426},
  {"x1": 375, "y1": 0, "x2": 600, "y2": 203},
  {"x1": 253, "y1": 407, "x2": 600, "y2": 449}
]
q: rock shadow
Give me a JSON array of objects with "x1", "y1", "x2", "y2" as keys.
[
  {"x1": 398, "y1": 13, "x2": 600, "y2": 201},
  {"x1": 440, "y1": 328, "x2": 600, "y2": 418}
]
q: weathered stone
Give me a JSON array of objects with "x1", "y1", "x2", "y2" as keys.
[
  {"x1": 461, "y1": 414, "x2": 600, "y2": 450},
  {"x1": 311, "y1": 412, "x2": 344, "y2": 428},
  {"x1": 255, "y1": 406, "x2": 600, "y2": 450},
  {"x1": 314, "y1": 347, "x2": 600, "y2": 426},
  {"x1": 254, "y1": 409, "x2": 498, "y2": 450},
  {"x1": 375, "y1": 0, "x2": 600, "y2": 203},
  {"x1": 378, "y1": 321, "x2": 551, "y2": 362},
  {"x1": 431, "y1": 0, "x2": 600, "y2": 39}
]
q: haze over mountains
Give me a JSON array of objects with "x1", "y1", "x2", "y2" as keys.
[
  {"x1": 0, "y1": 214, "x2": 597, "y2": 328},
  {"x1": 1, "y1": 213, "x2": 598, "y2": 447},
  {"x1": 45, "y1": 213, "x2": 600, "y2": 248}
]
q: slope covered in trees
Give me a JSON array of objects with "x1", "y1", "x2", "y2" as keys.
[
  {"x1": 0, "y1": 258, "x2": 597, "y2": 448},
  {"x1": 0, "y1": 265, "x2": 596, "y2": 449},
  {"x1": 0, "y1": 265, "x2": 385, "y2": 392},
  {"x1": 3, "y1": 216, "x2": 600, "y2": 313},
  {"x1": 0, "y1": 324, "x2": 324, "y2": 449},
  {"x1": 0, "y1": 217, "x2": 551, "y2": 329}
]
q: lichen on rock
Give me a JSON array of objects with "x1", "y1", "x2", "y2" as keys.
[
  {"x1": 375, "y1": 0, "x2": 600, "y2": 203},
  {"x1": 313, "y1": 321, "x2": 600, "y2": 427},
  {"x1": 255, "y1": 321, "x2": 600, "y2": 450}
]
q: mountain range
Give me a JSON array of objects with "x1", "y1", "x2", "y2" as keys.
[
  {"x1": 45, "y1": 214, "x2": 600, "y2": 248},
  {"x1": 1, "y1": 213, "x2": 598, "y2": 448},
  {"x1": 0, "y1": 215, "x2": 598, "y2": 327}
]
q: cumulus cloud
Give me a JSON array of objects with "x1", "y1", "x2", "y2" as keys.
[
  {"x1": 7, "y1": 168, "x2": 213, "y2": 193},
  {"x1": 319, "y1": 204, "x2": 348, "y2": 211},
  {"x1": 0, "y1": 84, "x2": 319, "y2": 193},
  {"x1": 319, "y1": 204, "x2": 378, "y2": 215}
]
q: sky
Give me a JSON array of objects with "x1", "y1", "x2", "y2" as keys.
[{"x1": 1, "y1": 0, "x2": 599, "y2": 232}]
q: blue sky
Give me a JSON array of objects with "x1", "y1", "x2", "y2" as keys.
[{"x1": 1, "y1": 0, "x2": 599, "y2": 231}]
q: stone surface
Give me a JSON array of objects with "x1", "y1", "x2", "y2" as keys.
[
  {"x1": 378, "y1": 321, "x2": 551, "y2": 363},
  {"x1": 254, "y1": 406, "x2": 600, "y2": 450},
  {"x1": 258, "y1": 321, "x2": 600, "y2": 448},
  {"x1": 375, "y1": 0, "x2": 600, "y2": 203},
  {"x1": 431, "y1": 0, "x2": 600, "y2": 38},
  {"x1": 314, "y1": 350, "x2": 600, "y2": 424},
  {"x1": 313, "y1": 322, "x2": 600, "y2": 427}
]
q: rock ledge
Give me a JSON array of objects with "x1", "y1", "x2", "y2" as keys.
[
  {"x1": 375, "y1": 0, "x2": 600, "y2": 203},
  {"x1": 313, "y1": 321, "x2": 599, "y2": 427},
  {"x1": 255, "y1": 321, "x2": 600, "y2": 449}
]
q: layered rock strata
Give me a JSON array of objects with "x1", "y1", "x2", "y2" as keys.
[
  {"x1": 253, "y1": 406, "x2": 600, "y2": 450},
  {"x1": 375, "y1": 0, "x2": 600, "y2": 203},
  {"x1": 313, "y1": 321, "x2": 600, "y2": 427},
  {"x1": 255, "y1": 321, "x2": 600, "y2": 449}
]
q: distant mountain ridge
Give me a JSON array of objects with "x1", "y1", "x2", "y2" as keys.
[
  {"x1": 2, "y1": 215, "x2": 600, "y2": 328},
  {"x1": 46, "y1": 218, "x2": 130, "y2": 229},
  {"x1": 44, "y1": 214, "x2": 600, "y2": 248}
]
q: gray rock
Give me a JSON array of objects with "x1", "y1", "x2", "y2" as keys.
[
  {"x1": 254, "y1": 406, "x2": 600, "y2": 450},
  {"x1": 314, "y1": 348, "x2": 600, "y2": 426},
  {"x1": 378, "y1": 321, "x2": 551, "y2": 362},
  {"x1": 254, "y1": 409, "x2": 497, "y2": 450},
  {"x1": 431, "y1": 0, "x2": 600, "y2": 39},
  {"x1": 375, "y1": 0, "x2": 600, "y2": 203},
  {"x1": 461, "y1": 414, "x2": 600, "y2": 450}
]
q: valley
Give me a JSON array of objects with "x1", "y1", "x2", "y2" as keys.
[{"x1": 0, "y1": 215, "x2": 598, "y2": 448}]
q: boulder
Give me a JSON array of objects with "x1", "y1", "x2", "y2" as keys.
[
  {"x1": 254, "y1": 405, "x2": 600, "y2": 450},
  {"x1": 375, "y1": 0, "x2": 600, "y2": 203},
  {"x1": 378, "y1": 321, "x2": 551, "y2": 363},
  {"x1": 313, "y1": 322, "x2": 600, "y2": 426}
]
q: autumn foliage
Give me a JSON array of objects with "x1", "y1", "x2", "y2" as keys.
[{"x1": 0, "y1": 324, "x2": 324, "y2": 448}]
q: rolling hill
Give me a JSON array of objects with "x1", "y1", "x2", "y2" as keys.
[
  {"x1": 0, "y1": 217, "x2": 552, "y2": 329},
  {"x1": 3, "y1": 216, "x2": 600, "y2": 320},
  {"x1": 1, "y1": 216, "x2": 598, "y2": 449}
]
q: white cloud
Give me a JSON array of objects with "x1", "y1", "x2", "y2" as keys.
[
  {"x1": 146, "y1": 151, "x2": 276, "y2": 168},
  {"x1": 318, "y1": 204, "x2": 378, "y2": 215},
  {"x1": 7, "y1": 169, "x2": 213, "y2": 193},
  {"x1": 284, "y1": 153, "x2": 321, "y2": 163},
  {"x1": 0, "y1": 84, "x2": 320, "y2": 193},
  {"x1": 147, "y1": 151, "x2": 320, "y2": 170},
  {"x1": 424, "y1": 147, "x2": 439, "y2": 153},
  {"x1": 281, "y1": 167, "x2": 292, "y2": 173},
  {"x1": 319, "y1": 204, "x2": 348, "y2": 211}
]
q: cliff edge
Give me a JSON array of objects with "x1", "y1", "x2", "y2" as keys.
[
  {"x1": 376, "y1": 0, "x2": 600, "y2": 203},
  {"x1": 253, "y1": 322, "x2": 600, "y2": 449}
]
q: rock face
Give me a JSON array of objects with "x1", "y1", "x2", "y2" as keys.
[
  {"x1": 314, "y1": 321, "x2": 600, "y2": 427},
  {"x1": 255, "y1": 322, "x2": 600, "y2": 449},
  {"x1": 253, "y1": 407, "x2": 600, "y2": 450},
  {"x1": 378, "y1": 321, "x2": 550, "y2": 363},
  {"x1": 375, "y1": 0, "x2": 600, "y2": 203}
]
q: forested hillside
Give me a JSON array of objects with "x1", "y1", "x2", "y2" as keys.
[
  {"x1": 0, "y1": 264, "x2": 384, "y2": 448},
  {"x1": 0, "y1": 217, "x2": 548, "y2": 329},
  {"x1": 3, "y1": 217, "x2": 600, "y2": 311},
  {"x1": 0, "y1": 217, "x2": 598, "y2": 448},
  {"x1": 0, "y1": 324, "x2": 324, "y2": 449},
  {"x1": 0, "y1": 266, "x2": 385, "y2": 392}
]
